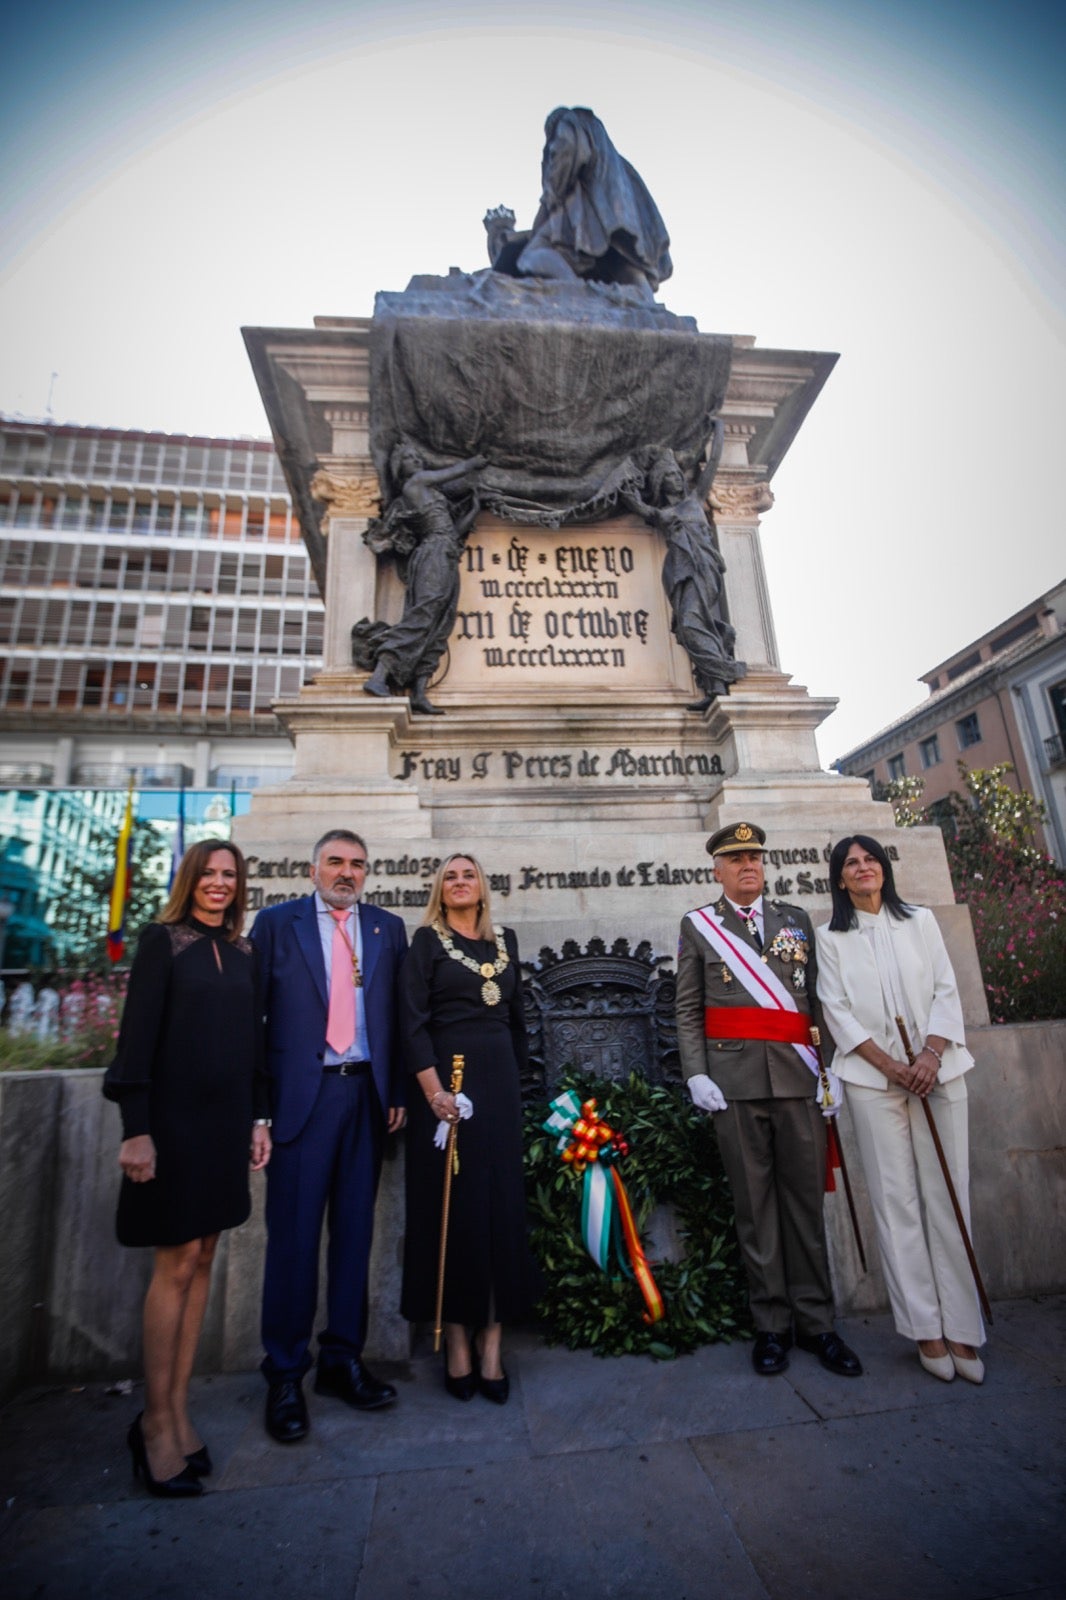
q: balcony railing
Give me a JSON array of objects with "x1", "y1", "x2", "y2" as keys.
[
  {"x1": 71, "y1": 764, "x2": 192, "y2": 788},
  {"x1": 0, "y1": 764, "x2": 55, "y2": 785},
  {"x1": 1045, "y1": 731, "x2": 1066, "y2": 768}
]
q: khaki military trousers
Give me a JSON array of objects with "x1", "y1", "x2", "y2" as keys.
[{"x1": 713, "y1": 1095, "x2": 834, "y2": 1338}]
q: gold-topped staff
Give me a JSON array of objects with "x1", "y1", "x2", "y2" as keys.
[
  {"x1": 433, "y1": 1054, "x2": 465, "y2": 1354},
  {"x1": 895, "y1": 1016, "x2": 993, "y2": 1325},
  {"x1": 810, "y1": 1026, "x2": 867, "y2": 1273}
]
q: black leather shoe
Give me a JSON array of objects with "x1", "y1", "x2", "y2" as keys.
[
  {"x1": 752, "y1": 1330, "x2": 792, "y2": 1375},
  {"x1": 265, "y1": 1379, "x2": 309, "y2": 1442},
  {"x1": 796, "y1": 1331, "x2": 864, "y2": 1377},
  {"x1": 444, "y1": 1368, "x2": 477, "y2": 1401},
  {"x1": 478, "y1": 1369, "x2": 510, "y2": 1405},
  {"x1": 185, "y1": 1443, "x2": 212, "y2": 1477},
  {"x1": 314, "y1": 1357, "x2": 397, "y2": 1410},
  {"x1": 127, "y1": 1414, "x2": 203, "y2": 1497}
]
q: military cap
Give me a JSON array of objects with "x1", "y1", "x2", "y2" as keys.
[{"x1": 706, "y1": 821, "x2": 767, "y2": 857}]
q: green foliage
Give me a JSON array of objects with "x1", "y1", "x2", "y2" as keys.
[
  {"x1": 901, "y1": 763, "x2": 1066, "y2": 1022},
  {"x1": 936, "y1": 762, "x2": 1050, "y2": 880},
  {"x1": 523, "y1": 1071, "x2": 749, "y2": 1359},
  {"x1": 882, "y1": 775, "x2": 926, "y2": 828}
]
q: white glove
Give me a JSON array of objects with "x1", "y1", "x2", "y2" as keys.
[
  {"x1": 816, "y1": 1071, "x2": 843, "y2": 1120},
  {"x1": 687, "y1": 1074, "x2": 728, "y2": 1114},
  {"x1": 432, "y1": 1091, "x2": 474, "y2": 1149}
]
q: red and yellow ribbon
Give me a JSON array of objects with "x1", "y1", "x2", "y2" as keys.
[{"x1": 543, "y1": 1092, "x2": 663, "y2": 1325}]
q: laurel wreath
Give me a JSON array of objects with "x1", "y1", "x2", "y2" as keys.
[{"x1": 523, "y1": 1071, "x2": 750, "y2": 1359}]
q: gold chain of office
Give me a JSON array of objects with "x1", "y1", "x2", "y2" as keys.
[{"x1": 433, "y1": 921, "x2": 510, "y2": 1005}]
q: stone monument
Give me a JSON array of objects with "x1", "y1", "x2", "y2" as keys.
[
  {"x1": 237, "y1": 107, "x2": 983, "y2": 1358},
  {"x1": 240, "y1": 105, "x2": 958, "y2": 965}
]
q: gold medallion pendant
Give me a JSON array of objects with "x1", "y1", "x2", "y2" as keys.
[{"x1": 433, "y1": 920, "x2": 510, "y2": 1008}]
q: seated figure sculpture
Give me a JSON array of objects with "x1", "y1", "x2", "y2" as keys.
[
  {"x1": 485, "y1": 107, "x2": 672, "y2": 299},
  {"x1": 362, "y1": 445, "x2": 485, "y2": 715},
  {"x1": 624, "y1": 451, "x2": 745, "y2": 710}
]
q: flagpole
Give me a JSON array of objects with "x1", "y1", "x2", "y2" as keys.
[
  {"x1": 169, "y1": 782, "x2": 186, "y2": 889},
  {"x1": 107, "y1": 774, "x2": 136, "y2": 964}
]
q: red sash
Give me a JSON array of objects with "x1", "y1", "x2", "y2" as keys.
[{"x1": 705, "y1": 1006, "x2": 810, "y2": 1044}]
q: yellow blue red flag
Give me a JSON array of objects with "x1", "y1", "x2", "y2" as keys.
[{"x1": 107, "y1": 779, "x2": 135, "y2": 962}]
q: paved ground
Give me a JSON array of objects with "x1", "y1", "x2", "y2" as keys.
[{"x1": 1, "y1": 1297, "x2": 1063, "y2": 1600}]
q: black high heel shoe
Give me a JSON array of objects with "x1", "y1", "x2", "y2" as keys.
[
  {"x1": 443, "y1": 1341, "x2": 477, "y2": 1401},
  {"x1": 127, "y1": 1414, "x2": 203, "y2": 1497},
  {"x1": 477, "y1": 1368, "x2": 510, "y2": 1405},
  {"x1": 473, "y1": 1332, "x2": 510, "y2": 1405},
  {"x1": 443, "y1": 1364, "x2": 477, "y2": 1401},
  {"x1": 185, "y1": 1444, "x2": 213, "y2": 1477}
]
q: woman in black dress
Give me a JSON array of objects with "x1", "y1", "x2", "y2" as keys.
[
  {"x1": 400, "y1": 853, "x2": 540, "y2": 1403},
  {"x1": 104, "y1": 839, "x2": 270, "y2": 1495}
]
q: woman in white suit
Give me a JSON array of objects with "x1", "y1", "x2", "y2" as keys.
[{"x1": 815, "y1": 835, "x2": 985, "y2": 1384}]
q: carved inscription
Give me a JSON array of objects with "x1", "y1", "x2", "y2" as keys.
[
  {"x1": 240, "y1": 842, "x2": 898, "y2": 912},
  {"x1": 394, "y1": 747, "x2": 726, "y2": 785},
  {"x1": 444, "y1": 518, "x2": 689, "y2": 692}
]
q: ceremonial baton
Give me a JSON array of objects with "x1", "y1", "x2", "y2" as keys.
[
  {"x1": 810, "y1": 1026, "x2": 867, "y2": 1273},
  {"x1": 433, "y1": 1054, "x2": 465, "y2": 1354},
  {"x1": 895, "y1": 1017, "x2": 993, "y2": 1325}
]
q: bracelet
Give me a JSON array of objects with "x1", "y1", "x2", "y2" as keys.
[
  {"x1": 429, "y1": 1090, "x2": 447, "y2": 1105},
  {"x1": 253, "y1": 1118, "x2": 272, "y2": 1128},
  {"x1": 921, "y1": 1044, "x2": 943, "y2": 1063}
]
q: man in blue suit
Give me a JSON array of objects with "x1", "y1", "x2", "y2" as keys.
[{"x1": 251, "y1": 828, "x2": 408, "y2": 1442}]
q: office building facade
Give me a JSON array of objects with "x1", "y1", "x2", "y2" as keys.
[
  {"x1": 0, "y1": 418, "x2": 323, "y2": 970},
  {"x1": 834, "y1": 583, "x2": 1066, "y2": 863},
  {"x1": 0, "y1": 417, "x2": 323, "y2": 788}
]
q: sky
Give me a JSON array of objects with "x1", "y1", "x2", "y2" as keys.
[{"x1": 2, "y1": 0, "x2": 1063, "y2": 765}]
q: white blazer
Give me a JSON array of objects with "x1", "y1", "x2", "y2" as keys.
[{"x1": 815, "y1": 905, "x2": 975, "y2": 1089}]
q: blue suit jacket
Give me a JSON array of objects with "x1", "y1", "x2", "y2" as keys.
[{"x1": 250, "y1": 895, "x2": 408, "y2": 1142}]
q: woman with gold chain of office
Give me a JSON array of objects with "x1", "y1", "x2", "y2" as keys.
[{"x1": 398, "y1": 853, "x2": 541, "y2": 1404}]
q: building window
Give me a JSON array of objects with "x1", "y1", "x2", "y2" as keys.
[
  {"x1": 991, "y1": 615, "x2": 1039, "y2": 653},
  {"x1": 946, "y1": 652, "x2": 981, "y2": 682},
  {"x1": 956, "y1": 712, "x2": 982, "y2": 749},
  {"x1": 919, "y1": 735, "x2": 941, "y2": 769},
  {"x1": 887, "y1": 754, "x2": 906, "y2": 781},
  {"x1": 1050, "y1": 680, "x2": 1066, "y2": 736}
]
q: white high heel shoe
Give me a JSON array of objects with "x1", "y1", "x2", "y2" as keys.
[
  {"x1": 918, "y1": 1349, "x2": 955, "y2": 1382},
  {"x1": 949, "y1": 1349, "x2": 985, "y2": 1385}
]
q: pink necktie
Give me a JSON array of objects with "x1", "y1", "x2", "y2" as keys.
[{"x1": 326, "y1": 909, "x2": 355, "y2": 1055}]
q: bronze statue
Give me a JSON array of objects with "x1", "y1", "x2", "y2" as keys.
[
  {"x1": 485, "y1": 107, "x2": 672, "y2": 298},
  {"x1": 361, "y1": 445, "x2": 485, "y2": 715},
  {"x1": 624, "y1": 451, "x2": 745, "y2": 710}
]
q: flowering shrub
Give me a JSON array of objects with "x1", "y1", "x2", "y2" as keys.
[
  {"x1": 885, "y1": 764, "x2": 1066, "y2": 1023},
  {"x1": 0, "y1": 970, "x2": 128, "y2": 1071}
]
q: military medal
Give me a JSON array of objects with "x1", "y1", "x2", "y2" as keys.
[
  {"x1": 434, "y1": 921, "x2": 510, "y2": 1006},
  {"x1": 766, "y1": 923, "x2": 809, "y2": 993}
]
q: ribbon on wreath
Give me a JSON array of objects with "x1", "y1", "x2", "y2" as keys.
[{"x1": 543, "y1": 1090, "x2": 664, "y2": 1325}]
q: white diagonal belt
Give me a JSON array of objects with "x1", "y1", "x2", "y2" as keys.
[{"x1": 686, "y1": 903, "x2": 819, "y2": 1079}]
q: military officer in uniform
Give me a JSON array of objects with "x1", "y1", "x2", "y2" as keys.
[{"x1": 675, "y1": 822, "x2": 863, "y2": 1378}]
